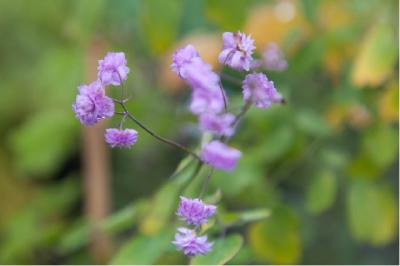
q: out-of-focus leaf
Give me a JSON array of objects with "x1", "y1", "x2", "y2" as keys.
[
  {"x1": 221, "y1": 208, "x2": 271, "y2": 227},
  {"x1": 379, "y1": 80, "x2": 399, "y2": 123},
  {"x1": 362, "y1": 124, "x2": 397, "y2": 169},
  {"x1": 66, "y1": 0, "x2": 105, "y2": 42},
  {"x1": 9, "y1": 110, "x2": 79, "y2": 178},
  {"x1": 300, "y1": 0, "x2": 319, "y2": 24},
  {"x1": 306, "y1": 171, "x2": 337, "y2": 214},
  {"x1": 191, "y1": 234, "x2": 243, "y2": 265},
  {"x1": 139, "y1": 159, "x2": 201, "y2": 234},
  {"x1": 347, "y1": 153, "x2": 381, "y2": 181},
  {"x1": 352, "y1": 22, "x2": 397, "y2": 87},
  {"x1": 101, "y1": 200, "x2": 149, "y2": 233},
  {"x1": 111, "y1": 228, "x2": 174, "y2": 264},
  {"x1": 205, "y1": 0, "x2": 250, "y2": 30},
  {"x1": 58, "y1": 200, "x2": 149, "y2": 254},
  {"x1": 296, "y1": 109, "x2": 330, "y2": 136},
  {"x1": 320, "y1": 148, "x2": 349, "y2": 170},
  {"x1": 139, "y1": 0, "x2": 182, "y2": 54},
  {"x1": 347, "y1": 180, "x2": 398, "y2": 246},
  {"x1": 212, "y1": 158, "x2": 264, "y2": 197},
  {"x1": 0, "y1": 178, "x2": 80, "y2": 263},
  {"x1": 248, "y1": 205, "x2": 301, "y2": 264},
  {"x1": 250, "y1": 124, "x2": 294, "y2": 163}
]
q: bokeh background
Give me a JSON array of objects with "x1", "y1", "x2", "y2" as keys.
[{"x1": 0, "y1": 0, "x2": 398, "y2": 264}]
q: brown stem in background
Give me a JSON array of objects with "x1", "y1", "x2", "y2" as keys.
[{"x1": 83, "y1": 39, "x2": 112, "y2": 263}]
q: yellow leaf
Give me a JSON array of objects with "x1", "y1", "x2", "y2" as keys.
[
  {"x1": 248, "y1": 206, "x2": 302, "y2": 264},
  {"x1": 352, "y1": 22, "x2": 397, "y2": 87},
  {"x1": 379, "y1": 80, "x2": 399, "y2": 123}
]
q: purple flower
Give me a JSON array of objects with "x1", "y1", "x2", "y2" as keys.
[
  {"x1": 262, "y1": 43, "x2": 287, "y2": 71},
  {"x1": 98, "y1": 52, "x2": 130, "y2": 86},
  {"x1": 185, "y1": 58, "x2": 220, "y2": 92},
  {"x1": 242, "y1": 73, "x2": 283, "y2": 108},
  {"x1": 104, "y1": 128, "x2": 138, "y2": 148},
  {"x1": 201, "y1": 141, "x2": 241, "y2": 171},
  {"x1": 72, "y1": 81, "x2": 114, "y2": 126},
  {"x1": 199, "y1": 113, "x2": 235, "y2": 137},
  {"x1": 176, "y1": 196, "x2": 216, "y2": 226},
  {"x1": 189, "y1": 89, "x2": 225, "y2": 115},
  {"x1": 172, "y1": 228, "x2": 213, "y2": 256},
  {"x1": 171, "y1": 45, "x2": 200, "y2": 79},
  {"x1": 218, "y1": 31, "x2": 255, "y2": 71}
]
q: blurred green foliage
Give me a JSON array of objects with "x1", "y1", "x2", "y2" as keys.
[{"x1": 0, "y1": 0, "x2": 398, "y2": 264}]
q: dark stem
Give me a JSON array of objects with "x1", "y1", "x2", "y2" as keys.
[
  {"x1": 218, "y1": 81, "x2": 228, "y2": 111},
  {"x1": 118, "y1": 101, "x2": 202, "y2": 162}
]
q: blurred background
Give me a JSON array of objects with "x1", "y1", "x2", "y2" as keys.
[{"x1": 0, "y1": 0, "x2": 398, "y2": 264}]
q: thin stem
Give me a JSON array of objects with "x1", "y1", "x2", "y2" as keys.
[
  {"x1": 220, "y1": 72, "x2": 243, "y2": 86},
  {"x1": 118, "y1": 101, "x2": 202, "y2": 162},
  {"x1": 232, "y1": 100, "x2": 252, "y2": 127},
  {"x1": 218, "y1": 81, "x2": 228, "y2": 111},
  {"x1": 198, "y1": 167, "x2": 214, "y2": 198}
]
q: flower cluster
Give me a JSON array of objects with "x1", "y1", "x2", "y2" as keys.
[
  {"x1": 173, "y1": 197, "x2": 216, "y2": 256},
  {"x1": 73, "y1": 30, "x2": 286, "y2": 260},
  {"x1": 72, "y1": 52, "x2": 138, "y2": 148},
  {"x1": 171, "y1": 31, "x2": 283, "y2": 173}
]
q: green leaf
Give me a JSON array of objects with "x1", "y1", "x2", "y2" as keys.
[
  {"x1": 352, "y1": 21, "x2": 397, "y2": 86},
  {"x1": 191, "y1": 234, "x2": 243, "y2": 265},
  {"x1": 248, "y1": 205, "x2": 302, "y2": 264},
  {"x1": 347, "y1": 180, "x2": 398, "y2": 246},
  {"x1": 250, "y1": 124, "x2": 294, "y2": 163},
  {"x1": 139, "y1": 0, "x2": 182, "y2": 54},
  {"x1": 306, "y1": 171, "x2": 337, "y2": 214},
  {"x1": 58, "y1": 200, "x2": 149, "y2": 254},
  {"x1": 111, "y1": 229, "x2": 174, "y2": 264},
  {"x1": 0, "y1": 178, "x2": 80, "y2": 263},
  {"x1": 300, "y1": 0, "x2": 319, "y2": 24},
  {"x1": 362, "y1": 124, "x2": 397, "y2": 169},
  {"x1": 9, "y1": 110, "x2": 78, "y2": 178},
  {"x1": 221, "y1": 208, "x2": 271, "y2": 227},
  {"x1": 205, "y1": 0, "x2": 251, "y2": 30},
  {"x1": 139, "y1": 159, "x2": 200, "y2": 234},
  {"x1": 296, "y1": 109, "x2": 330, "y2": 137}
]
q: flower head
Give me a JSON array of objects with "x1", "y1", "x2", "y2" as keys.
[
  {"x1": 72, "y1": 81, "x2": 114, "y2": 126},
  {"x1": 218, "y1": 31, "x2": 255, "y2": 71},
  {"x1": 189, "y1": 89, "x2": 225, "y2": 115},
  {"x1": 242, "y1": 73, "x2": 283, "y2": 108},
  {"x1": 185, "y1": 58, "x2": 220, "y2": 92},
  {"x1": 104, "y1": 128, "x2": 138, "y2": 148},
  {"x1": 98, "y1": 52, "x2": 130, "y2": 86},
  {"x1": 262, "y1": 43, "x2": 287, "y2": 71},
  {"x1": 172, "y1": 228, "x2": 213, "y2": 256},
  {"x1": 199, "y1": 113, "x2": 235, "y2": 137},
  {"x1": 201, "y1": 141, "x2": 241, "y2": 171},
  {"x1": 177, "y1": 196, "x2": 216, "y2": 225},
  {"x1": 171, "y1": 45, "x2": 200, "y2": 79}
]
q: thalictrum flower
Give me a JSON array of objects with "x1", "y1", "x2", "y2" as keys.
[
  {"x1": 242, "y1": 73, "x2": 283, "y2": 108},
  {"x1": 176, "y1": 196, "x2": 216, "y2": 226},
  {"x1": 201, "y1": 140, "x2": 241, "y2": 171},
  {"x1": 218, "y1": 31, "x2": 255, "y2": 71},
  {"x1": 72, "y1": 81, "x2": 114, "y2": 126},
  {"x1": 172, "y1": 228, "x2": 213, "y2": 257},
  {"x1": 104, "y1": 128, "x2": 138, "y2": 148},
  {"x1": 98, "y1": 52, "x2": 130, "y2": 86}
]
